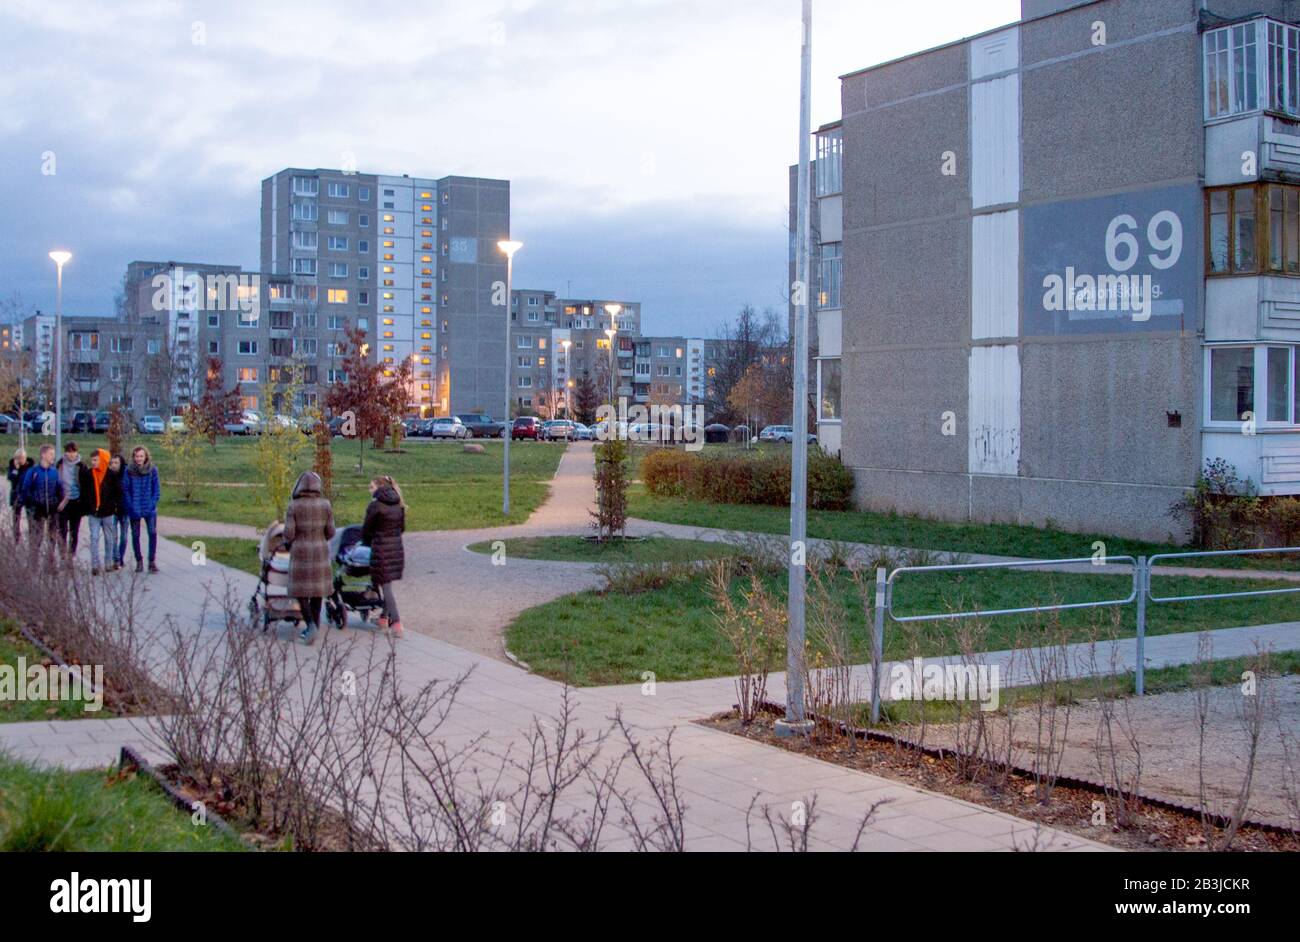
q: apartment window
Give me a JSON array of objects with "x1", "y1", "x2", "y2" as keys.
[
  {"x1": 292, "y1": 230, "x2": 318, "y2": 250},
  {"x1": 1204, "y1": 23, "x2": 1260, "y2": 118},
  {"x1": 70, "y1": 331, "x2": 98, "y2": 350},
  {"x1": 292, "y1": 176, "x2": 319, "y2": 196},
  {"x1": 359, "y1": 214, "x2": 369, "y2": 229},
  {"x1": 816, "y1": 127, "x2": 843, "y2": 196},
  {"x1": 358, "y1": 240, "x2": 369, "y2": 253},
  {"x1": 358, "y1": 266, "x2": 369, "y2": 280},
  {"x1": 635, "y1": 363, "x2": 650, "y2": 377},
  {"x1": 238, "y1": 367, "x2": 258, "y2": 383},
  {"x1": 293, "y1": 284, "x2": 317, "y2": 302},
  {"x1": 147, "y1": 339, "x2": 160, "y2": 355},
  {"x1": 819, "y1": 358, "x2": 842, "y2": 421},
  {"x1": 528, "y1": 311, "x2": 539, "y2": 322},
  {"x1": 207, "y1": 313, "x2": 219, "y2": 328},
  {"x1": 1209, "y1": 346, "x2": 1256, "y2": 423},
  {"x1": 329, "y1": 262, "x2": 348, "y2": 278},
  {"x1": 517, "y1": 336, "x2": 533, "y2": 349},
  {"x1": 359, "y1": 187, "x2": 370, "y2": 201},
  {"x1": 294, "y1": 339, "x2": 318, "y2": 357},
  {"x1": 327, "y1": 289, "x2": 349, "y2": 304},
  {"x1": 208, "y1": 341, "x2": 219, "y2": 355},
  {"x1": 328, "y1": 315, "x2": 346, "y2": 330},
  {"x1": 819, "y1": 243, "x2": 843, "y2": 308},
  {"x1": 327, "y1": 182, "x2": 350, "y2": 198},
  {"x1": 292, "y1": 200, "x2": 318, "y2": 221},
  {"x1": 325, "y1": 209, "x2": 348, "y2": 225},
  {"x1": 238, "y1": 340, "x2": 258, "y2": 356},
  {"x1": 518, "y1": 377, "x2": 533, "y2": 388},
  {"x1": 358, "y1": 291, "x2": 369, "y2": 305},
  {"x1": 328, "y1": 236, "x2": 349, "y2": 251},
  {"x1": 517, "y1": 356, "x2": 533, "y2": 368},
  {"x1": 1267, "y1": 185, "x2": 1300, "y2": 273},
  {"x1": 656, "y1": 365, "x2": 670, "y2": 377},
  {"x1": 292, "y1": 258, "x2": 317, "y2": 276},
  {"x1": 1208, "y1": 187, "x2": 1258, "y2": 273},
  {"x1": 357, "y1": 318, "x2": 368, "y2": 330},
  {"x1": 295, "y1": 312, "x2": 317, "y2": 329},
  {"x1": 110, "y1": 337, "x2": 133, "y2": 354}
]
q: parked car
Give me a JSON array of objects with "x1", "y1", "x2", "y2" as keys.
[
  {"x1": 759, "y1": 425, "x2": 816, "y2": 445},
  {"x1": 573, "y1": 423, "x2": 593, "y2": 441},
  {"x1": 456, "y1": 414, "x2": 508, "y2": 439},
  {"x1": 427, "y1": 416, "x2": 469, "y2": 440},
  {"x1": 0, "y1": 414, "x2": 21, "y2": 434},
  {"x1": 139, "y1": 415, "x2": 165, "y2": 435},
  {"x1": 92, "y1": 411, "x2": 112, "y2": 433},
  {"x1": 22, "y1": 411, "x2": 49, "y2": 433},
  {"x1": 65, "y1": 410, "x2": 95, "y2": 433},
  {"x1": 224, "y1": 410, "x2": 262, "y2": 435},
  {"x1": 168, "y1": 415, "x2": 186, "y2": 432},
  {"x1": 628, "y1": 422, "x2": 666, "y2": 443},
  {"x1": 590, "y1": 420, "x2": 629, "y2": 441},
  {"x1": 511, "y1": 417, "x2": 542, "y2": 441},
  {"x1": 541, "y1": 420, "x2": 576, "y2": 442},
  {"x1": 704, "y1": 424, "x2": 731, "y2": 444}
]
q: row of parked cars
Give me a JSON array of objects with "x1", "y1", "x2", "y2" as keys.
[{"x1": 0, "y1": 410, "x2": 188, "y2": 435}]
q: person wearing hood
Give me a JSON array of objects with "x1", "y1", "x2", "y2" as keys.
[
  {"x1": 7, "y1": 447, "x2": 34, "y2": 542},
  {"x1": 122, "y1": 445, "x2": 162, "y2": 573},
  {"x1": 110, "y1": 454, "x2": 129, "y2": 569},
  {"x1": 361, "y1": 475, "x2": 407, "y2": 638},
  {"x1": 283, "y1": 471, "x2": 335, "y2": 645},
  {"x1": 85, "y1": 448, "x2": 122, "y2": 574}
]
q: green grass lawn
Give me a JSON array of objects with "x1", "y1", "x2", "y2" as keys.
[
  {"x1": 506, "y1": 565, "x2": 1300, "y2": 686},
  {"x1": 625, "y1": 486, "x2": 1300, "y2": 572},
  {"x1": 0, "y1": 756, "x2": 246, "y2": 851},
  {"x1": 867, "y1": 650, "x2": 1300, "y2": 727},
  {"x1": 3, "y1": 433, "x2": 564, "y2": 531},
  {"x1": 167, "y1": 536, "x2": 262, "y2": 577},
  {"x1": 467, "y1": 535, "x2": 741, "y2": 564},
  {"x1": 0, "y1": 622, "x2": 111, "y2": 723}
]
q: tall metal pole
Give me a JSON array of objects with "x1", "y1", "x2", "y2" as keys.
[
  {"x1": 503, "y1": 253, "x2": 514, "y2": 517},
  {"x1": 778, "y1": 0, "x2": 814, "y2": 737},
  {"x1": 54, "y1": 260, "x2": 65, "y2": 455}
]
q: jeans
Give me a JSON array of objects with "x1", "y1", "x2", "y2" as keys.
[
  {"x1": 115, "y1": 513, "x2": 128, "y2": 565},
  {"x1": 27, "y1": 509, "x2": 58, "y2": 555},
  {"x1": 376, "y1": 582, "x2": 401, "y2": 623},
  {"x1": 58, "y1": 509, "x2": 84, "y2": 556},
  {"x1": 87, "y1": 515, "x2": 117, "y2": 570},
  {"x1": 130, "y1": 513, "x2": 157, "y2": 564}
]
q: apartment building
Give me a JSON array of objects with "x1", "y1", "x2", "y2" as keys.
[
  {"x1": 261, "y1": 168, "x2": 510, "y2": 417},
  {"x1": 814, "y1": 0, "x2": 1300, "y2": 540}
]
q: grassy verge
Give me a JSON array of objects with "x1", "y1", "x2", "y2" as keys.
[
  {"x1": 0, "y1": 621, "x2": 112, "y2": 723},
  {"x1": 506, "y1": 565, "x2": 1300, "y2": 686},
  {"x1": 5, "y1": 434, "x2": 562, "y2": 531},
  {"x1": 626, "y1": 486, "x2": 1300, "y2": 572},
  {"x1": 0, "y1": 755, "x2": 246, "y2": 851},
  {"x1": 167, "y1": 536, "x2": 262, "y2": 577},
  {"x1": 867, "y1": 650, "x2": 1300, "y2": 727},
  {"x1": 467, "y1": 536, "x2": 741, "y2": 564}
]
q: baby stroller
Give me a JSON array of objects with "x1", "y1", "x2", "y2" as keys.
[
  {"x1": 325, "y1": 525, "x2": 385, "y2": 630},
  {"x1": 249, "y1": 522, "x2": 304, "y2": 631}
]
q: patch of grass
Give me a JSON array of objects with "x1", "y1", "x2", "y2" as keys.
[
  {"x1": 865, "y1": 650, "x2": 1300, "y2": 728},
  {"x1": 0, "y1": 622, "x2": 111, "y2": 723},
  {"x1": 6, "y1": 434, "x2": 562, "y2": 531},
  {"x1": 166, "y1": 536, "x2": 261, "y2": 577},
  {"x1": 506, "y1": 565, "x2": 1300, "y2": 686},
  {"x1": 626, "y1": 486, "x2": 1300, "y2": 572},
  {"x1": 0, "y1": 756, "x2": 246, "y2": 851},
  {"x1": 467, "y1": 536, "x2": 740, "y2": 564}
]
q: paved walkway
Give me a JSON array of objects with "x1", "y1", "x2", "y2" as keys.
[{"x1": 7, "y1": 447, "x2": 1295, "y2": 851}]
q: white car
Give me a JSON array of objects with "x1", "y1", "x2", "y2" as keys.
[
  {"x1": 139, "y1": 415, "x2": 165, "y2": 434},
  {"x1": 224, "y1": 410, "x2": 262, "y2": 435},
  {"x1": 168, "y1": 415, "x2": 186, "y2": 432},
  {"x1": 427, "y1": 416, "x2": 469, "y2": 440},
  {"x1": 760, "y1": 425, "x2": 817, "y2": 445}
]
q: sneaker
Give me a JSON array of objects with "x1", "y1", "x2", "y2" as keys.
[
  {"x1": 391, "y1": 622, "x2": 404, "y2": 639},
  {"x1": 298, "y1": 624, "x2": 318, "y2": 646},
  {"x1": 149, "y1": 562, "x2": 159, "y2": 574},
  {"x1": 135, "y1": 560, "x2": 144, "y2": 573}
]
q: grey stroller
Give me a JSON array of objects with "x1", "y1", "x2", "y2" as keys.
[{"x1": 248, "y1": 522, "x2": 304, "y2": 631}]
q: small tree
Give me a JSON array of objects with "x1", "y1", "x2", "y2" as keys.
[
  {"x1": 161, "y1": 409, "x2": 208, "y2": 504},
  {"x1": 253, "y1": 362, "x2": 311, "y2": 522},
  {"x1": 325, "y1": 326, "x2": 412, "y2": 471},
  {"x1": 312, "y1": 410, "x2": 335, "y2": 501},
  {"x1": 728, "y1": 362, "x2": 789, "y2": 431},
  {"x1": 194, "y1": 357, "x2": 243, "y2": 445},
  {"x1": 573, "y1": 374, "x2": 600, "y2": 426},
  {"x1": 591, "y1": 438, "x2": 629, "y2": 541},
  {"x1": 107, "y1": 402, "x2": 130, "y2": 458}
]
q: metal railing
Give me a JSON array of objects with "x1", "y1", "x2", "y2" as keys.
[{"x1": 864, "y1": 547, "x2": 1300, "y2": 724}]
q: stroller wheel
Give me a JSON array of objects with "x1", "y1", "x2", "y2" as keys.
[{"x1": 327, "y1": 598, "x2": 346, "y2": 630}]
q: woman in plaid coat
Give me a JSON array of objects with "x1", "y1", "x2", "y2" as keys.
[{"x1": 283, "y1": 471, "x2": 335, "y2": 645}]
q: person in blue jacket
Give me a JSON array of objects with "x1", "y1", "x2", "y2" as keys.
[
  {"x1": 122, "y1": 445, "x2": 161, "y2": 573},
  {"x1": 19, "y1": 443, "x2": 62, "y2": 556}
]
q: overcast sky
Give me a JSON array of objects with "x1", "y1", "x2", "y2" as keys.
[{"x1": 0, "y1": 0, "x2": 1020, "y2": 336}]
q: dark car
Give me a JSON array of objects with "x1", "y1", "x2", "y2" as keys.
[
  {"x1": 704, "y1": 424, "x2": 731, "y2": 444},
  {"x1": 92, "y1": 411, "x2": 112, "y2": 433},
  {"x1": 456, "y1": 414, "x2": 507, "y2": 439},
  {"x1": 511, "y1": 417, "x2": 541, "y2": 441},
  {"x1": 401, "y1": 417, "x2": 423, "y2": 438},
  {"x1": 64, "y1": 410, "x2": 94, "y2": 433}
]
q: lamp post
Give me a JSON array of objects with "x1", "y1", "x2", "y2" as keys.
[
  {"x1": 498, "y1": 240, "x2": 523, "y2": 517},
  {"x1": 604, "y1": 303, "x2": 622, "y2": 416},
  {"x1": 561, "y1": 339, "x2": 572, "y2": 421},
  {"x1": 49, "y1": 251, "x2": 71, "y2": 454},
  {"x1": 777, "y1": 0, "x2": 814, "y2": 738}
]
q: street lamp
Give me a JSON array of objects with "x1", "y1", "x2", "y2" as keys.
[
  {"x1": 498, "y1": 240, "x2": 523, "y2": 516},
  {"x1": 604, "y1": 303, "x2": 622, "y2": 414},
  {"x1": 560, "y1": 339, "x2": 572, "y2": 421},
  {"x1": 49, "y1": 250, "x2": 71, "y2": 453},
  {"x1": 776, "y1": 0, "x2": 815, "y2": 739}
]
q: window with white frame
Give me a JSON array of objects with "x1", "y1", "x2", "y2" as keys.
[
  {"x1": 819, "y1": 358, "x2": 842, "y2": 421},
  {"x1": 292, "y1": 258, "x2": 317, "y2": 276},
  {"x1": 292, "y1": 200, "x2": 318, "y2": 221},
  {"x1": 517, "y1": 336, "x2": 533, "y2": 348},
  {"x1": 1204, "y1": 21, "x2": 1261, "y2": 118},
  {"x1": 819, "y1": 243, "x2": 843, "y2": 309},
  {"x1": 329, "y1": 262, "x2": 348, "y2": 278},
  {"x1": 518, "y1": 376, "x2": 533, "y2": 388},
  {"x1": 327, "y1": 209, "x2": 349, "y2": 225},
  {"x1": 327, "y1": 182, "x2": 349, "y2": 198},
  {"x1": 292, "y1": 176, "x2": 319, "y2": 197},
  {"x1": 328, "y1": 236, "x2": 348, "y2": 251},
  {"x1": 816, "y1": 127, "x2": 843, "y2": 196},
  {"x1": 238, "y1": 340, "x2": 258, "y2": 356},
  {"x1": 292, "y1": 230, "x2": 318, "y2": 250},
  {"x1": 1206, "y1": 344, "x2": 1300, "y2": 425}
]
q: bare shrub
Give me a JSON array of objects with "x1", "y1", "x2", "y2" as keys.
[
  {"x1": 805, "y1": 561, "x2": 856, "y2": 741},
  {"x1": 1087, "y1": 620, "x2": 1144, "y2": 830},
  {"x1": 744, "y1": 792, "x2": 890, "y2": 852},
  {"x1": 707, "y1": 560, "x2": 784, "y2": 725}
]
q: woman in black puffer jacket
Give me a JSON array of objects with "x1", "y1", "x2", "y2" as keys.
[{"x1": 361, "y1": 475, "x2": 406, "y2": 638}]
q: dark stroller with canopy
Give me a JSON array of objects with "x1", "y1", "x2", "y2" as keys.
[{"x1": 325, "y1": 525, "x2": 385, "y2": 630}]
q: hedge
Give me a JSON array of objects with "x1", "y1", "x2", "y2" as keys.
[{"x1": 641, "y1": 448, "x2": 854, "y2": 511}]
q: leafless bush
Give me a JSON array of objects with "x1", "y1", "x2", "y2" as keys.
[
  {"x1": 1022, "y1": 614, "x2": 1073, "y2": 803},
  {"x1": 1087, "y1": 625, "x2": 1143, "y2": 830},
  {"x1": 596, "y1": 559, "x2": 701, "y2": 595},
  {"x1": 744, "y1": 793, "x2": 890, "y2": 851},
  {"x1": 707, "y1": 559, "x2": 784, "y2": 725},
  {"x1": 722, "y1": 530, "x2": 787, "y2": 575},
  {"x1": 805, "y1": 561, "x2": 857, "y2": 741}
]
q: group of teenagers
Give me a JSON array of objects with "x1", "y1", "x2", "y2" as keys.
[
  {"x1": 7, "y1": 441, "x2": 162, "y2": 573},
  {"x1": 4, "y1": 443, "x2": 408, "y2": 647}
]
